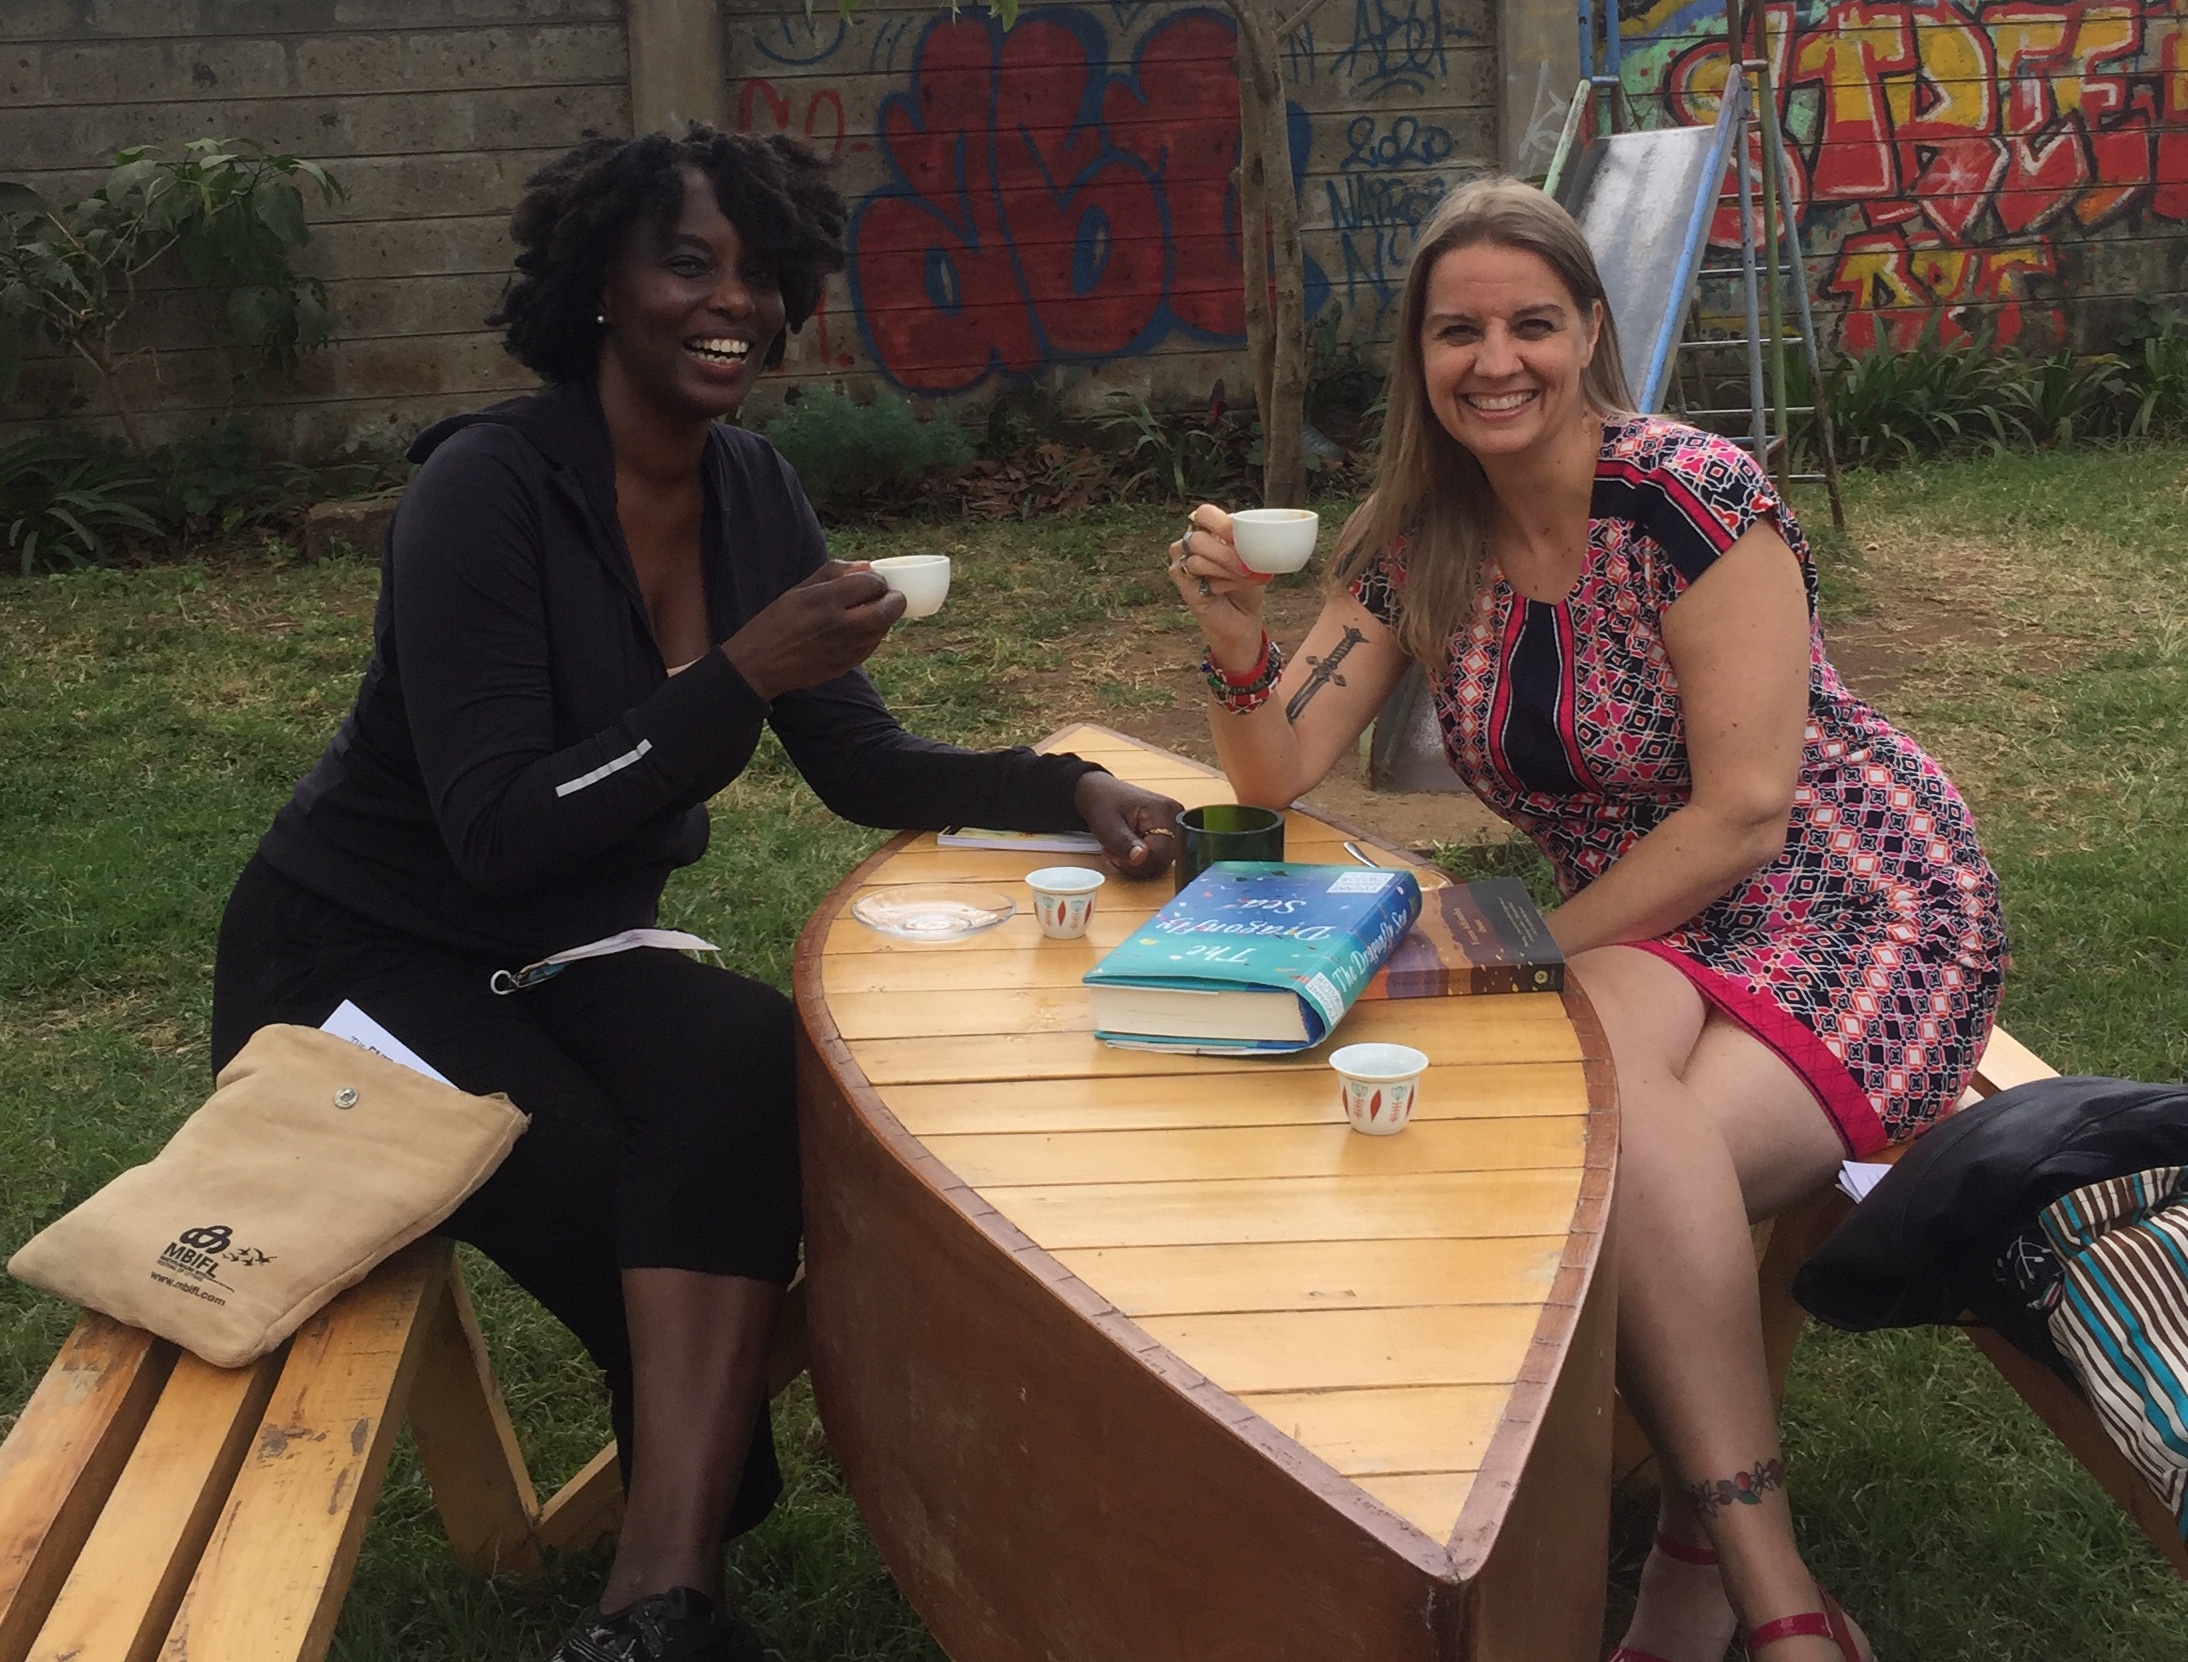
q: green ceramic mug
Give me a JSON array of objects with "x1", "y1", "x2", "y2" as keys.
[{"x1": 1173, "y1": 803, "x2": 1286, "y2": 892}]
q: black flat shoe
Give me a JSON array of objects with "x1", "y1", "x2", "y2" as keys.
[{"x1": 547, "y1": 1588, "x2": 768, "y2": 1662}]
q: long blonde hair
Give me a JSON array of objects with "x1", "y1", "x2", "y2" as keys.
[{"x1": 1331, "y1": 176, "x2": 1635, "y2": 667}]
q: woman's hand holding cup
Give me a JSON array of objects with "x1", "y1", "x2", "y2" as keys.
[{"x1": 1167, "y1": 505, "x2": 1269, "y2": 674}]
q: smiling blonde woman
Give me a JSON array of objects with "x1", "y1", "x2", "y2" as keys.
[{"x1": 1166, "y1": 176, "x2": 2006, "y2": 1662}]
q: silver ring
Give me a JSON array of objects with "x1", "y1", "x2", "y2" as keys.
[
  {"x1": 1197, "y1": 577, "x2": 1213, "y2": 597},
  {"x1": 1180, "y1": 522, "x2": 1195, "y2": 556}
]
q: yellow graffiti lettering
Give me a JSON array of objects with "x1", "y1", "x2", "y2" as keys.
[{"x1": 2059, "y1": 5, "x2": 2142, "y2": 120}]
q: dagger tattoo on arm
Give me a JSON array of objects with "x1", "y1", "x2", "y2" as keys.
[{"x1": 1285, "y1": 627, "x2": 1366, "y2": 723}]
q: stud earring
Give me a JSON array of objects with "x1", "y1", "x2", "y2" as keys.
[{"x1": 596, "y1": 311, "x2": 607, "y2": 325}]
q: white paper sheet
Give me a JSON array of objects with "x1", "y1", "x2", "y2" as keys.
[
  {"x1": 938, "y1": 827, "x2": 1105, "y2": 855},
  {"x1": 1836, "y1": 1160, "x2": 1893, "y2": 1203},
  {"x1": 320, "y1": 999, "x2": 454, "y2": 1086}
]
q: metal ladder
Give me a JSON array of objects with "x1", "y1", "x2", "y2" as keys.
[{"x1": 1565, "y1": 0, "x2": 1846, "y2": 527}]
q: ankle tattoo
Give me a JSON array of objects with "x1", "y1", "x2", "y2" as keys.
[{"x1": 1686, "y1": 1456, "x2": 1786, "y2": 1519}]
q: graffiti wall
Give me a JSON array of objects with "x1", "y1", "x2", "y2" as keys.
[
  {"x1": 728, "y1": 0, "x2": 1497, "y2": 414},
  {"x1": 1619, "y1": 0, "x2": 2188, "y2": 353}
]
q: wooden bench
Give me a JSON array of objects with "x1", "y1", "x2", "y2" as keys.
[
  {"x1": 1617, "y1": 1024, "x2": 2188, "y2": 1578},
  {"x1": 0, "y1": 1238, "x2": 808, "y2": 1662}
]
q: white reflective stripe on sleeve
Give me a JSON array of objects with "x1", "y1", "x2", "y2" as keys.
[{"x1": 554, "y1": 737, "x2": 653, "y2": 797}]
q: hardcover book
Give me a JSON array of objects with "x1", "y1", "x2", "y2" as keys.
[
  {"x1": 1361, "y1": 876, "x2": 1565, "y2": 999},
  {"x1": 1083, "y1": 862, "x2": 1423, "y2": 1054}
]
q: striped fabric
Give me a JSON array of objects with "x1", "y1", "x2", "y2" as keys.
[{"x1": 2040, "y1": 1166, "x2": 2188, "y2": 1537}]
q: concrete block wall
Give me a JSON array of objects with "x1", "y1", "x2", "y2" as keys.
[
  {"x1": 0, "y1": 0, "x2": 631, "y2": 455},
  {"x1": 0, "y1": 0, "x2": 1563, "y2": 455},
  {"x1": 734, "y1": 0, "x2": 1506, "y2": 426},
  {"x1": 1617, "y1": 0, "x2": 2188, "y2": 356}
]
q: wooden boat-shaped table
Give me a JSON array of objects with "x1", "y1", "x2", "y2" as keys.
[{"x1": 795, "y1": 726, "x2": 1619, "y2": 1661}]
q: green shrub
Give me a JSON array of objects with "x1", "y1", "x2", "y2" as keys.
[
  {"x1": 2121, "y1": 314, "x2": 2188, "y2": 438},
  {"x1": 1995, "y1": 346, "x2": 2129, "y2": 450},
  {"x1": 0, "y1": 419, "x2": 409, "y2": 574},
  {"x1": 2, "y1": 139, "x2": 342, "y2": 455},
  {"x1": 759, "y1": 389, "x2": 972, "y2": 519},
  {"x1": 0, "y1": 433, "x2": 161, "y2": 575},
  {"x1": 1822, "y1": 327, "x2": 2024, "y2": 468},
  {"x1": 1095, "y1": 399, "x2": 1236, "y2": 503},
  {"x1": 150, "y1": 419, "x2": 402, "y2": 539},
  {"x1": 1802, "y1": 323, "x2": 2185, "y2": 469}
]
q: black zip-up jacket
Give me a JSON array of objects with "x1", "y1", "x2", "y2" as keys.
[
  {"x1": 1793, "y1": 1075, "x2": 2188, "y2": 1378},
  {"x1": 258, "y1": 379, "x2": 1102, "y2": 962}
]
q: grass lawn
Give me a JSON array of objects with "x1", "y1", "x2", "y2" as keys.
[{"x1": 2, "y1": 443, "x2": 2185, "y2": 1659}]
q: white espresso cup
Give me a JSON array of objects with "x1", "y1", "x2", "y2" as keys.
[
  {"x1": 1330, "y1": 1042, "x2": 1428, "y2": 1136},
  {"x1": 871, "y1": 554, "x2": 952, "y2": 619},
  {"x1": 1027, "y1": 866, "x2": 1105, "y2": 940},
  {"x1": 1228, "y1": 508, "x2": 1319, "y2": 574}
]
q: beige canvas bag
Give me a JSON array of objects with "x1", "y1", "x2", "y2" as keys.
[{"x1": 8, "y1": 1023, "x2": 528, "y2": 1367}]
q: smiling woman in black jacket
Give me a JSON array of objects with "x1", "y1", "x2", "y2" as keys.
[{"x1": 210, "y1": 127, "x2": 1178, "y2": 1662}]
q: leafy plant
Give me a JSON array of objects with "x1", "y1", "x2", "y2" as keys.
[
  {"x1": 1304, "y1": 308, "x2": 1385, "y2": 431},
  {"x1": 0, "y1": 433, "x2": 161, "y2": 576},
  {"x1": 149, "y1": 419, "x2": 403, "y2": 540},
  {"x1": 2120, "y1": 312, "x2": 2188, "y2": 439},
  {"x1": 1, "y1": 140, "x2": 343, "y2": 453},
  {"x1": 1095, "y1": 398, "x2": 1236, "y2": 503},
  {"x1": 1822, "y1": 326, "x2": 2025, "y2": 468},
  {"x1": 1994, "y1": 346, "x2": 2127, "y2": 450},
  {"x1": 759, "y1": 388, "x2": 973, "y2": 519}
]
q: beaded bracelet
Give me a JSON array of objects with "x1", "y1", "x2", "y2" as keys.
[{"x1": 1200, "y1": 631, "x2": 1284, "y2": 715}]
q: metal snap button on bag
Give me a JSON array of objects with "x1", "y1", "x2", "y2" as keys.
[{"x1": 333, "y1": 1087, "x2": 359, "y2": 1109}]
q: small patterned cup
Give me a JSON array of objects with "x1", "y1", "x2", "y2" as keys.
[
  {"x1": 1027, "y1": 866, "x2": 1106, "y2": 940},
  {"x1": 1330, "y1": 1042, "x2": 1428, "y2": 1136}
]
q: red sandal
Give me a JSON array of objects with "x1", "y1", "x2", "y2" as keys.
[
  {"x1": 1608, "y1": 1530, "x2": 1725, "y2": 1661},
  {"x1": 1745, "y1": 1588, "x2": 1863, "y2": 1660}
]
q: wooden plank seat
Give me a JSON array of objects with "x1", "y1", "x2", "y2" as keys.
[
  {"x1": 0, "y1": 1239, "x2": 810, "y2": 1662},
  {"x1": 1616, "y1": 1025, "x2": 2188, "y2": 1579}
]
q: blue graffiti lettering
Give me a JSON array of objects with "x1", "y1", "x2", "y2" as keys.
[
  {"x1": 1324, "y1": 171, "x2": 1449, "y2": 314},
  {"x1": 1333, "y1": 0, "x2": 1458, "y2": 100},
  {"x1": 869, "y1": 16, "x2": 915, "y2": 76},
  {"x1": 756, "y1": 4, "x2": 846, "y2": 68},
  {"x1": 1341, "y1": 113, "x2": 1455, "y2": 171},
  {"x1": 1285, "y1": 20, "x2": 1319, "y2": 85}
]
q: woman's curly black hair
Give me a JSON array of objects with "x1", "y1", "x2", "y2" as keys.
[{"x1": 489, "y1": 124, "x2": 847, "y2": 382}]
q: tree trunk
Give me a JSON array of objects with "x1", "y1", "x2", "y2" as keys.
[
  {"x1": 1235, "y1": 43, "x2": 1274, "y2": 448},
  {"x1": 76, "y1": 334, "x2": 148, "y2": 456},
  {"x1": 1230, "y1": 2, "x2": 1308, "y2": 507}
]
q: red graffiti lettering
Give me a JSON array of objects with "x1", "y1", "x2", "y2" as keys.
[
  {"x1": 849, "y1": 10, "x2": 1243, "y2": 394},
  {"x1": 2156, "y1": 13, "x2": 2188, "y2": 220},
  {"x1": 1828, "y1": 229, "x2": 2058, "y2": 351},
  {"x1": 1643, "y1": 0, "x2": 2186, "y2": 352},
  {"x1": 1102, "y1": 11, "x2": 1246, "y2": 337},
  {"x1": 2070, "y1": 7, "x2": 2154, "y2": 223},
  {"x1": 1791, "y1": 4, "x2": 1919, "y2": 209},
  {"x1": 735, "y1": 78, "x2": 862, "y2": 366},
  {"x1": 1989, "y1": 6, "x2": 2087, "y2": 234},
  {"x1": 1892, "y1": 13, "x2": 2007, "y2": 239}
]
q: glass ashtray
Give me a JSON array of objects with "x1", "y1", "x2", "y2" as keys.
[{"x1": 850, "y1": 884, "x2": 1017, "y2": 942}]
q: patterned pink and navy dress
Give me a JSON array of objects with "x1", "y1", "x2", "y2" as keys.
[{"x1": 1354, "y1": 416, "x2": 2006, "y2": 1153}]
